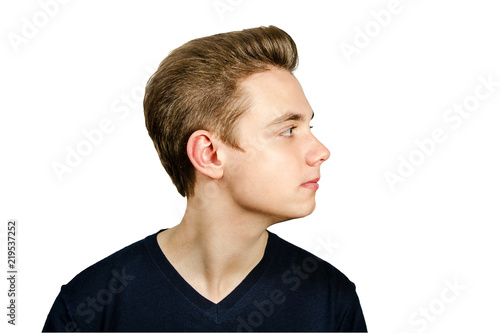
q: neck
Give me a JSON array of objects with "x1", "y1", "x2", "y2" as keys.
[{"x1": 157, "y1": 194, "x2": 271, "y2": 303}]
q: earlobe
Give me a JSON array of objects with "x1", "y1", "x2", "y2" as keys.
[{"x1": 186, "y1": 130, "x2": 223, "y2": 179}]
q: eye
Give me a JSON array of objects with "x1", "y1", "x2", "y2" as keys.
[{"x1": 281, "y1": 126, "x2": 296, "y2": 137}]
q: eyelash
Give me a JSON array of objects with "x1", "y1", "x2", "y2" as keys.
[{"x1": 281, "y1": 125, "x2": 314, "y2": 137}]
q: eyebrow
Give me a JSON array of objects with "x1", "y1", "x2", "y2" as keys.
[{"x1": 266, "y1": 111, "x2": 315, "y2": 127}]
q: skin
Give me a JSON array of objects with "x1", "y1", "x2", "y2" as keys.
[{"x1": 157, "y1": 68, "x2": 330, "y2": 303}]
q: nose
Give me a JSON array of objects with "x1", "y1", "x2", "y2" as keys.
[{"x1": 306, "y1": 135, "x2": 330, "y2": 167}]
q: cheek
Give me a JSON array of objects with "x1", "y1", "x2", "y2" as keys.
[
  {"x1": 223, "y1": 146, "x2": 315, "y2": 220},
  {"x1": 240, "y1": 147, "x2": 299, "y2": 190}
]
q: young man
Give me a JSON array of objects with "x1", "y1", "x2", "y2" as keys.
[{"x1": 43, "y1": 26, "x2": 367, "y2": 332}]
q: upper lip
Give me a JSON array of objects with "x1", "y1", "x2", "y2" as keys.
[{"x1": 302, "y1": 177, "x2": 320, "y2": 185}]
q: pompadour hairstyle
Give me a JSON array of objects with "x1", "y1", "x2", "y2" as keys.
[{"x1": 143, "y1": 25, "x2": 298, "y2": 197}]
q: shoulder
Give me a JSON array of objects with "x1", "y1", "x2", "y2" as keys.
[
  {"x1": 268, "y1": 231, "x2": 358, "y2": 294},
  {"x1": 43, "y1": 231, "x2": 161, "y2": 331},
  {"x1": 60, "y1": 231, "x2": 158, "y2": 300},
  {"x1": 265, "y1": 231, "x2": 367, "y2": 331}
]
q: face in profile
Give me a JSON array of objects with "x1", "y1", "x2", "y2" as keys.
[{"x1": 220, "y1": 68, "x2": 331, "y2": 224}]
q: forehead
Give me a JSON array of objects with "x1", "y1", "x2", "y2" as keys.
[{"x1": 239, "y1": 68, "x2": 313, "y2": 125}]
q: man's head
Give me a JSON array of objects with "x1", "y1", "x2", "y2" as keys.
[
  {"x1": 144, "y1": 26, "x2": 298, "y2": 197},
  {"x1": 144, "y1": 26, "x2": 330, "y2": 223}
]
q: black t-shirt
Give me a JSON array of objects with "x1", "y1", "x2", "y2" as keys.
[{"x1": 43, "y1": 230, "x2": 367, "y2": 332}]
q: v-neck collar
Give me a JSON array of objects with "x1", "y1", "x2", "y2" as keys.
[{"x1": 144, "y1": 229, "x2": 278, "y2": 324}]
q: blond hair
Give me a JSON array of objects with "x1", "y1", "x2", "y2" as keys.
[{"x1": 143, "y1": 26, "x2": 298, "y2": 197}]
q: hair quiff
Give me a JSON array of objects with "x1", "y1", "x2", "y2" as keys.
[{"x1": 143, "y1": 25, "x2": 298, "y2": 197}]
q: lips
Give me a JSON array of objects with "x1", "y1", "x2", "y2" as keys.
[{"x1": 301, "y1": 178, "x2": 320, "y2": 190}]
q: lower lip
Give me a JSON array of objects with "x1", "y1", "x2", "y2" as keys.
[{"x1": 301, "y1": 182, "x2": 319, "y2": 190}]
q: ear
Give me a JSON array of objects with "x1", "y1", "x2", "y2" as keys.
[{"x1": 186, "y1": 130, "x2": 223, "y2": 180}]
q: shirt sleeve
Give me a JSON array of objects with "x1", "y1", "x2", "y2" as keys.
[
  {"x1": 338, "y1": 286, "x2": 368, "y2": 332},
  {"x1": 42, "y1": 288, "x2": 78, "y2": 332}
]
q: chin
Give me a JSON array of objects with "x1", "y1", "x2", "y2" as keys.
[
  {"x1": 265, "y1": 203, "x2": 315, "y2": 225},
  {"x1": 286, "y1": 200, "x2": 316, "y2": 220},
  {"x1": 239, "y1": 193, "x2": 317, "y2": 224}
]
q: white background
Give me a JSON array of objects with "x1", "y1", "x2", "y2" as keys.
[{"x1": 1, "y1": 0, "x2": 499, "y2": 332}]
